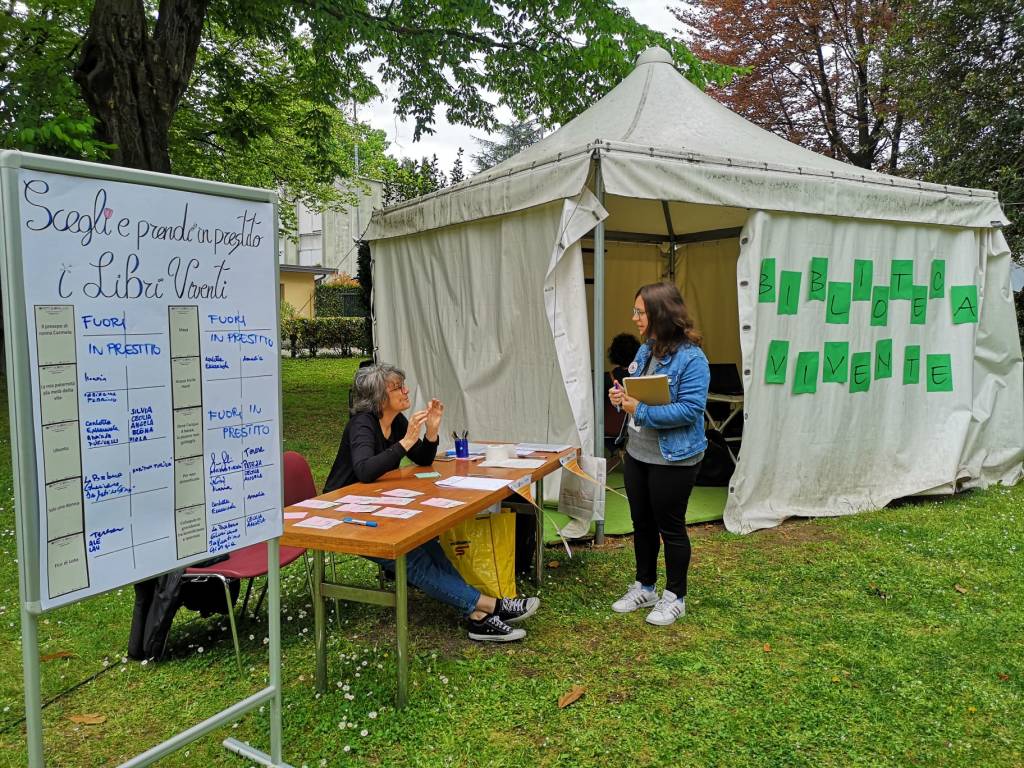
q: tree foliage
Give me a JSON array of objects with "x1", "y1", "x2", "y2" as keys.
[
  {"x1": 381, "y1": 155, "x2": 448, "y2": 207},
  {"x1": 471, "y1": 119, "x2": 546, "y2": 172},
  {"x1": 676, "y1": 0, "x2": 905, "y2": 171},
  {"x1": 885, "y1": 0, "x2": 1023, "y2": 258}
]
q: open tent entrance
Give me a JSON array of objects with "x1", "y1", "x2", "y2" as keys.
[{"x1": 557, "y1": 196, "x2": 750, "y2": 534}]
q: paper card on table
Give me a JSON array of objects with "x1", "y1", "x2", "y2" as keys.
[
  {"x1": 373, "y1": 507, "x2": 420, "y2": 519},
  {"x1": 293, "y1": 516, "x2": 344, "y2": 530},
  {"x1": 381, "y1": 489, "x2": 423, "y2": 498},
  {"x1": 338, "y1": 495, "x2": 385, "y2": 504},
  {"x1": 365, "y1": 496, "x2": 413, "y2": 505},
  {"x1": 435, "y1": 476, "x2": 511, "y2": 491},
  {"x1": 422, "y1": 497, "x2": 464, "y2": 509},
  {"x1": 293, "y1": 499, "x2": 337, "y2": 510},
  {"x1": 415, "y1": 472, "x2": 441, "y2": 479},
  {"x1": 337, "y1": 503, "x2": 379, "y2": 514},
  {"x1": 514, "y1": 443, "x2": 573, "y2": 453},
  {"x1": 478, "y1": 458, "x2": 546, "y2": 469},
  {"x1": 284, "y1": 511, "x2": 308, "y2": 520}
]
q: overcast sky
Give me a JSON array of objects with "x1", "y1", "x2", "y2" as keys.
[{"x1": 361, "y1": 0, "x2": 681, "y2": 172}]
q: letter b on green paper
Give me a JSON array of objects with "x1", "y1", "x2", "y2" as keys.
[{"x1": 759, "y1": 259, "x2": 776, "y2": 303}]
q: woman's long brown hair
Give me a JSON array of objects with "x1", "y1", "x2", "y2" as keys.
[{"x1": 636, "y1": 282, "x2": 703, "y2": 357}]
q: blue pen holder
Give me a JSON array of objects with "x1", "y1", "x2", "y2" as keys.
[{"x1": 454, "y1": 438, "x2": 469, "y2": 459}]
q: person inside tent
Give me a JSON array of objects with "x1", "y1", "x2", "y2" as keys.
[
  {"x1": 608, "y1": 283, "x2": 710, "y2": 626},
  {"x1": 606, "y1": 332, "x2": 642, "y2": 390},
  {"x1": 324, "y1": 363, "x2": 539, "y2": 642}
]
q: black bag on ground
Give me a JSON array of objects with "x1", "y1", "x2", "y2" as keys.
[
  {"x1": 696, "y1": 429, "x2": 733, "y2": 487},
  {"x1": 514, "y1": 510, "x2": 538, "y2": 577}
]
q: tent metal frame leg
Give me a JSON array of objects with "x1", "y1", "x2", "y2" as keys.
[{"x1": 592, "y1": 156, "x2": 607, "y2": 547}]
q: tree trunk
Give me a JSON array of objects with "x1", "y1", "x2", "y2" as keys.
[{"x1": 73, "y1": 0, "x2": 209, "y2": 172}]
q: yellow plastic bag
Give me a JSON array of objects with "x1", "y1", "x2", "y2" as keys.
[{"x1": 440, "y1": 507, "x2": 517, "y2": 598}]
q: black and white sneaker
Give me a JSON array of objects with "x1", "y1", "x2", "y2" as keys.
[
  {"x1": 495, "y1": 596, "x2": 540, "y2": 624},
  {"x1": 467, "y1": 613, "x2": 526, "y2": 642}
]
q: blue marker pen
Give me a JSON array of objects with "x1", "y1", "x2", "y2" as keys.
[
  {"x1": 613, "y1": 380, "x2": 622, "y2": 413},
  {"x1": 342, "y1": 517, "x2": 378, "y2": 528}
]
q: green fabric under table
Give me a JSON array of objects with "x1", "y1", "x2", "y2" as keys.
[{"x1": 542, "y1": 467, "x2": 727, "y2": 543}]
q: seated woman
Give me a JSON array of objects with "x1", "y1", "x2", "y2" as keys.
[{"x1": 324, "y1": 363, "x2": 539, "y2": 643}]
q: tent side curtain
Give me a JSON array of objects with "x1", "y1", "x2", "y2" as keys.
[
  {"x1": 726, "y1": 212, "x2": 1024, "y2": 533},
  {"x1": 599, "y1": 146, "x2": 1008, "y2": 230},
  {"x1": 371, "y1": 195, "x2": 603, "y2": 467}
]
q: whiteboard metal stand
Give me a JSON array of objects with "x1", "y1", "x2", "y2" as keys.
[{"x1": 0, "y1": 151, "x2": 293, "y2": 768}]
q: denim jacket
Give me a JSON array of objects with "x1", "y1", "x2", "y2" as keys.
[{"x1": 618, "y1": 341, "x2": 710, "y2": 462}]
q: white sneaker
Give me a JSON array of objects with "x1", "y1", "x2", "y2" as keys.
[
  {"x1": 612, "y1": 581, "x2": 659, "y2": 613},
  {"x1": 646, "y1": 590, "x2": 686, "y2": 626}
]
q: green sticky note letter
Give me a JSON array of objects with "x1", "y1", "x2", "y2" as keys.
[
  {"x1": 875, "y1": 339, "x2": 893, "y2": 379},
  {"x1": 823, "y1": 341, "x2": 849, "y2": 383},
  {"x1": 778, "y1": 270, "x2": 801, "y2": 315},
  {"x1": 793, "y1": 351, "x2": 819, "y2": 394},
  {"x1": 850, "y1": 352, "x2": 871, "y2": 393},
  {"x1": 826, "y1": 282, "x2": 852, "y2": 324},
  {"x1": 911, "y1": 285, "x2": 928, "y2": 325},
  {"x1": 930, "y1": 259, "x2": 946, "y2": 298},
  {"x1": 950, "y1": 285, "x2": 979, "y2": 324},
  {"x1": 870, "y1": 286, "x2": 889, "y2": 327},
  {"x1": 903, "y1": 345, "x2": 920, "y2": 385},
  {"x1": 926, "y1": 354, "x2": 953, "y2": 392},
  {"x1": 890, "y1": 259, "x2": 914, "y2": 300},
  {"x1": 759, "y1": 258, "x2": 776, "y2": 303},
  {"x1": 765, "y1": 339, "x2": 789, "y2": 384},
  {"x1": 808, "y1": 257, "x2": 828, "y2": 301},
  {"x1": 853, "y1": 259, "x2": 873, "y2": 301}
]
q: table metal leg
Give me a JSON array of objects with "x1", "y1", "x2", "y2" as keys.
[
  {"x1": 534, "y1": 477, "x2": 544, "y2": 584},
  {"x1": 395, "y1": 554, "x2": 408, "y2": 708},
  {"x1": 313, "y1": 550, "x2": 327, "y2": 693}
]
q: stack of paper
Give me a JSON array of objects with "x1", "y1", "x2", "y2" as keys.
[
  {"x1": 514, "y1": 442, "x2": 573, "y2": 453},
  {"x1": 435, "y1": 475, "x2": 511, "y2": 491}
]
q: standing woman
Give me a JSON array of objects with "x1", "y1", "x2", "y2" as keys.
[{"x1": 608, "y1": 283, "x2": 710, "y2": 625}]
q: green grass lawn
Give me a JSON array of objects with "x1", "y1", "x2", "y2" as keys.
[{"x1": 0, "y1": 357, "x2": 1022, "y2": 767}]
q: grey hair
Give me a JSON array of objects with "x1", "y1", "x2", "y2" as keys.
[{"x1": 350, "y1": 363, "x2": 406, "y2": 417}]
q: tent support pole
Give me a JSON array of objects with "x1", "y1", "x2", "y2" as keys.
[
  {"x1": 593, "y1": 157, "x2": 606, "y2": 546},
  {"x1": 661, "y1": 201, "x2": 677, "y2": 282}
]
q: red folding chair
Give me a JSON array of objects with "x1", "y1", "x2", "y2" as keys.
[{"x1": 183, "y1": 451, "x2": 313, "y2": 669}]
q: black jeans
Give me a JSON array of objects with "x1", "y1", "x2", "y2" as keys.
[{"x1": 623, "y1": 452, "x2": 700, "y2": 597}]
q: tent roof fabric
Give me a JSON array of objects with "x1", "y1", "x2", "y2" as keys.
[{"x1": 366, "y1": 47, "x2": 1006, "y2": 241}]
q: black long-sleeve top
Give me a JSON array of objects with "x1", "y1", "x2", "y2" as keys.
[{"x1": 323, "y1": 411, "x2": 438, "y2": 492}]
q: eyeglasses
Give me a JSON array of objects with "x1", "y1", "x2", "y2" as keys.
[
  {"x1": 387, "y1": 382, "x2": 409, "y2": 394},
  {"x1": 631, "y1": 308, "x2": 647, "y2": 318}
]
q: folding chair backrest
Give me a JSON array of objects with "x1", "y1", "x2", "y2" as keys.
[{"x1": 283, "y1": 451, "x2": 317, "y2": 506}]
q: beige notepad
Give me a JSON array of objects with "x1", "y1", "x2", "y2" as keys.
[{"x1": 623, "y1": 374, "x2": 670, "y2": 405}]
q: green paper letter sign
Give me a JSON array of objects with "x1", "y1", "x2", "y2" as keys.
[
  {"x1": 903, "y1": 345, "x2": 921, "y2": 384},
  {"x1": 911, "y1": 285, "x2": 928, "y2": 325},
  {"x1": 823, "y1": 342, "x2": 849, "y2": 383},
  {"x1": 875, "y1": 339, "x2": 893, "y2": 379},
  {"x1": 826, "y1": 282, "x2": 852, "y2": 324},
  {"x1": 853, "y1": 260, "x2": 873, "y2": 301},
  {"x1": 765, "y1": 340, "x2": 789, "y2": 384},
  {"x1": 808, "y1": 257, "x2": 828, "y2": 301},
  {"x1": 759, "y1": 259, "x2": 776, "y2": 303},
  {"x1": 950, "y1": 285, "x2": 979, "y2": 324},
  {"x1": 890, "y1": 260, "x2": 914, "y2": 300},
  {"x1": 793, "y1": 352, "x2": 819, "y2": 394},
  {"x1": 778, "y1": 271, "x2": 801, "y2": 315},
  {"x1": 926, "y1": 354, "x2": 953, "y2": 392},
  {"x1": 870, "y1": 286, "x2": 889, "y2": 327},
  {"x1": 850, "y1": 352, "x2": 871, "y2": 393},
  {"x1": 930, "y1": 260, "x2": 946, "y2": 298}
]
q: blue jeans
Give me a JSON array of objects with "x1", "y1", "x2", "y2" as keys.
[{"x1": 368, "y1": 539, "x2": 481, "y2": 617}]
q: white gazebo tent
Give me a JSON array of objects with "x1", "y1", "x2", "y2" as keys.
[{"x1": 365, "y1": 47, "x2": 1023, "y2": 534}]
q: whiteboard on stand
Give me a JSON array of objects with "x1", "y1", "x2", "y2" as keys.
[{"x1": 11, "y1": 167, "x2": 282, "y2": 610}]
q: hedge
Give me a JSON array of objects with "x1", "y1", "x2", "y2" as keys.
[
  {"x1": 315, "y1": 283, "x2": 365, "y2": 317},
  {"x1": 281, "y1": 316, "x2": 369, "y2": 357}
]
